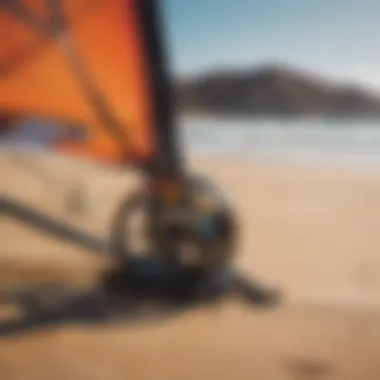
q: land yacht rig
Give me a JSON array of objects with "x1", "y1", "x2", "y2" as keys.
[{"x1": 0, "y1": 0, "x2": 279, "y2": 304}]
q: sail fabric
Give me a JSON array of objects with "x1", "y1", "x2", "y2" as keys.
[{"x1": 0, "y1": 0, "x2": 156, "y2": 164}]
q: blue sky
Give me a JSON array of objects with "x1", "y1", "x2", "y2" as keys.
[{"x1": 162, "y1": 0, "x2": 380, "y2": 88}]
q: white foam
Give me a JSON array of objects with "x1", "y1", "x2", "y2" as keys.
[{"x1": 181, "y1": 118, "x2": 380, "y2": 166}]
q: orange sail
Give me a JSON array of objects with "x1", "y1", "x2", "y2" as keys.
[{"x1": 0, "y1": 0, "x2": 159, "y2": 165}]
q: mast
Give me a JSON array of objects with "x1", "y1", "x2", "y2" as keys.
[{"x1": 134, "y1": 0, "x2": 183, "y2": 180}]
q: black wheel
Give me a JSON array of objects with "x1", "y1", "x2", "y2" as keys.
[{"x1": 109, "y1": 175, "x2": 237, "y2": 271}]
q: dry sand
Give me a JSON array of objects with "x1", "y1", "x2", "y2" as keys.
[{"x1": 1, "y1": 151, "x2": 380, "y2": 380}]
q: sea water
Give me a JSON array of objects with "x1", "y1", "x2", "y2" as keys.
[{"x1": 180, "y1": 117, "x2": 380, "y2": 166}]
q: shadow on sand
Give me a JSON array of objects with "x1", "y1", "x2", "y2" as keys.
[
  {"x1": 0, "y1": 196, "x2": 280, "y2": 337},
  {"x1": 0, "y1": 276, "x2": 204, "y2": 337},
  {"x1": 0, "y1": 262, "x2": 279, "y2": 338}
]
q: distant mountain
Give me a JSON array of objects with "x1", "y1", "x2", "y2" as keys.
[{"x1": 176, "y1": 63, "x2": 380, "y2": 118}]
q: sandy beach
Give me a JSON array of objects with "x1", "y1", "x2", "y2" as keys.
[{"x1": 1, "y1": 151, "x2": 380, "y2": 380}]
